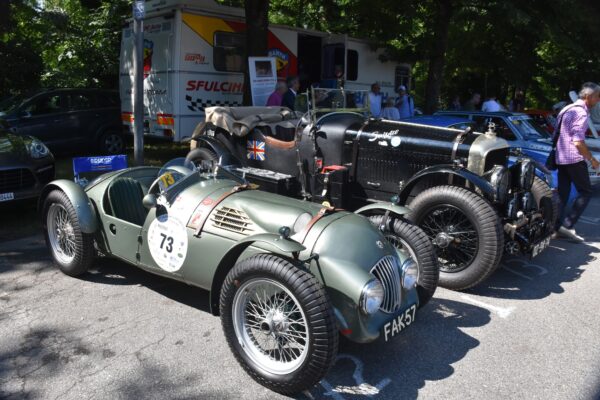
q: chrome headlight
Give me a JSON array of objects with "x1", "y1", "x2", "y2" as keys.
[
  {"x1": 26, "y1": 139, "x2": 50, "y2": 159},
  {"x1": 359, "y1": 279, "x2": 384, "y2": 314},
  {"x1": 489, "y1": 165, "x2": 510, "y2": 203},
  {"x1": 401, "y1": 258, "x2": 419, "y2": 289},
  {"x1": 519, "y1": 159, "x2": 535, "y2": 190}
]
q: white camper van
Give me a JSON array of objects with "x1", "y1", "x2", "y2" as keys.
[{"x1": 119, "y1": 0, "x2": 411, "y2": 142}]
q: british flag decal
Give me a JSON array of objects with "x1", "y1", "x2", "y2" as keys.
[{"x1": 246, "y1": 140, "x2": 266, "y2": 161}]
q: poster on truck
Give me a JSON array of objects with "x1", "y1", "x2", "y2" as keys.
[{"x1": 248, "y1": 57, "x2": 277, "y2": 106}]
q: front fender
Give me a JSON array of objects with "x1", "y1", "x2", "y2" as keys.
[
  {"x1": 354, "y1": 202, "x2": 411, "y2": 217},
  {"x1": 38, "y1": 180, "x2": 98, "y2": 234},
  {"x1": 209, "y1": 233, "x2": 306, "y2": 315},
  {"x1": 398, "y1": 164, "x2": 495, "y2": 203}
]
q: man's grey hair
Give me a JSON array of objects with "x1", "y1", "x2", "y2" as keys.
[{"x1": 578, "y1": 82, "x2": 600, "y2": 99}]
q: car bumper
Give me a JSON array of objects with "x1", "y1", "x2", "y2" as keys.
[
  {"x1": 0, "y1": 159, "x2": 55, "y2": 203},
  {"x1": 334, "y1": 287, "x2": 420, "y2": 344}
]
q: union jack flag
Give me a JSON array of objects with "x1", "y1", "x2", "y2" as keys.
[{"x1": 246, "y1": 140, "x2": 266, "y2": 161}]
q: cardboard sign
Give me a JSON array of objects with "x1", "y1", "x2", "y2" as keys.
[{"x1": 248, "y1": 57, "x2": 278, "y2": 106}]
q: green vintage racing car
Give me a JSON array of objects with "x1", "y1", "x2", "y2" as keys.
[{"x1": 39, "y1": 158, "x2": 438, "y2": 394}]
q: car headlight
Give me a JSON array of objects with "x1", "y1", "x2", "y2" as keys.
[
  {"x1": 359, "y1": 279, "x2": 384, "y2": 314},
  {"x1": 519, "y1": 159, "x2": 535, "y2": 190},
  {"x1": 489, "y1": 165, "x2": 510, "y2": 203},
  {"x1": 26, "y1": 139, "x2": 50, "y2": 159},
  {"x1": 401, "y1": 258, "x2": 419, "y2": 289}
]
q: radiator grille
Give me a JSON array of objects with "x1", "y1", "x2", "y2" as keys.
[
  {"x1": 211, "y1": 206, "x2": 254, "y2": 234},
  {"x1": 0, "y1": 168, "x2": 36, "y2": 192},
  {"x1": 370, "y1": 256, "x2": 402, "y2": 313}
]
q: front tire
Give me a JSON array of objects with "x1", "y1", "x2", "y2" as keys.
[
  {"x1": 407, "y1": 185, "x2": 503, "y2": 290},
  {"x1": 220, "y1": 254, "x2": 338, "y2": 395},
  {"x1": 368, "y1": 215, "x2": 439, "y2": 307},
  {"x1": 42, "y1": 190, "x2": 95, "y2": 276}
]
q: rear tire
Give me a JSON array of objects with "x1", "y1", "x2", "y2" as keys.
[
  {"x1": 42, "y1": 190, "x2": 94, "y2": 276},
  {"x1": 368, "y1": 215, "x2": 439, "y2": 307},
  {"x1": 99, "y1": 130, "x2": 125, "y2": 155},
  {"x1": 220, "y1": 254, "x2": 338, "y2": 395},
  {"x1": 407, "y1": 185, "x2": 503, "y2": 290},
  {"x1": 185, "y1": 147, "x2": 218, "y2": 167}
]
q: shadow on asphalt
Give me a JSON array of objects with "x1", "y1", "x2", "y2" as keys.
[
  {"x1": 84, "y1": 257, "x2": 212, "y2": 314},
  {"x1": 303, "y1": 298, "x2": 491, "y2": 400},
  {"x1": 466, "y1": 239, "x2": 597, "y2": 301}
]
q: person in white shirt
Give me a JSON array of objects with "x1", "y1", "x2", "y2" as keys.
[
  {"x1": 381, "y1": 97, "x2": 400, "y2": 120},
  {"x1": 481, "y1": 94, "x2": 502, "y2": 112},
  {"x1": 368, "y1": 82, "x2": 383, "y2": 117}
]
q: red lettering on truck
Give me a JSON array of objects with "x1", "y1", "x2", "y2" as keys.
[{"x1": 186, "y1": 80, "x2": 243, "y2": 93}]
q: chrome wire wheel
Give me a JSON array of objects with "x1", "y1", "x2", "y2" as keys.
[
  {"x1": 46, "y1": 203, "x2": 76, "y2": 264},
  {"x1": 232, "y1": 278, "x2": 309, "y2": 376}
]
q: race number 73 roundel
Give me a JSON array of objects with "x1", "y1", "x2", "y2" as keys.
[{"x1": 148, "y1": 213, "x2": 188, "y2": 272}]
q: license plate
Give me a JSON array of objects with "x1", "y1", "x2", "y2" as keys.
[
  {"x1": 0, "y1": 192, "x2": 14, "y2": 202},
  {"x1": 531, "y1": 236, "x2": 551, "y2": 258},
  {"x1": 383, "y1": 304, "x2": 417, "y2": 342}
]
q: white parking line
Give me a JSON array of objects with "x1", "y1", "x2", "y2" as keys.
[
  {"x1": 460, "y1": 295, "x2": 515, "y2": 319},
  {"x1": 320, "y1": 354, "x2": 391, "y2": 399}
]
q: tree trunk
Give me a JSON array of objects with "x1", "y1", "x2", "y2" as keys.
[
  {"x1": 424, "y1": 0, "x2": 453, "y2": 114},
  {"x1": 243, "y1": 0, "x2": 270, "y2": 105}
]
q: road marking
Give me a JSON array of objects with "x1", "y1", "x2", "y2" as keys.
[
  {"x1": 579, "y1": 216, "x2": 600, "y2": 224},
  {"x1": 502, "y1": 259, "x2": 548, "y2": 281},
  {"x1": 460, "y1": 295, "x2": 514, "y2": 319},
  {"x1": 320, "y1": 354, "x2": 391, "y2": 399}
]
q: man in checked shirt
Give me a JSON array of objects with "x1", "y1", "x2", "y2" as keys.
[{"x1": 554, "y1": 82, "x2": 600, "y2": 241}]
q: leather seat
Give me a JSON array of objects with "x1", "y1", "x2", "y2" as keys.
[{"x1": 107, "y1": 177, "x2": 147, "y2": 226}]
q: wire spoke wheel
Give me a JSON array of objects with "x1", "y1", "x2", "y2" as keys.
[
  {"x1": 419, "y1": 204, "x2": 478, "y2": 273},
  {"x1": 47, "y1": 203, "x2": 76, "y2": 264},
  {"x1": 233, "y1": 278, "x2": 309, "y2": 375}
]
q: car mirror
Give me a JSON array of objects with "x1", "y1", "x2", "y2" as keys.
[{"x1": 143, "y1": 193, "x2": 157, "y2": 209}]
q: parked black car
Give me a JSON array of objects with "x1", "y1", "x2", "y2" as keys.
[
  {"x1": 0, "y1": 88, "x2": 124, "y2": 155},
  {"x1": 185, "y1": 91, "x2": 556, "y2": 290},
  {"x1": 0, "y1": 126, "x2": 55, "y2": 203}
]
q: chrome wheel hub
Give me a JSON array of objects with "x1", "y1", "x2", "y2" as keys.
[
  {"x1": 435, "y1": 232, "x2": 454, "y2": 248},
  {"x1": 232, "y1": 278, "x2": 309, "y2": 375},
  {"x1": 47, "y1": 204, "x2": 76, "y2": 264}
]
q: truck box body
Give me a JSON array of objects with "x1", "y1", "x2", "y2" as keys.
[{"x1": 120, "y1": 0, "x2": 410, "y2": 142}]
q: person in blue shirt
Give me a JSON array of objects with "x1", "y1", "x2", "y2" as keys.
[{"x1": 395, "y1": 85, "x2": 414, "y2": 118}]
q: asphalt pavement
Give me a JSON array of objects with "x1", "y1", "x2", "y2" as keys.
[{"x1": 1, "y1": 196, "x2": 600, "y2": 400}]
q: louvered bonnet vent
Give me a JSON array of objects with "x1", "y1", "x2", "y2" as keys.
[{"x1": 211, "y1": 206, "x2": 255, "y2": 234}]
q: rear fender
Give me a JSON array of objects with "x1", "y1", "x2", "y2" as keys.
[
  {"x1": 209, "y1": 233, "x2": 306, "y2": 315},
  {"x1": 193, "y1": 136, "x2": 242, "y2": 167},
  {"x1": 398, "y1": 165, "x2": 495, "y2": 203},
  {"x1": 38, "y1": 180, "x2": 98, "y2": 233}
]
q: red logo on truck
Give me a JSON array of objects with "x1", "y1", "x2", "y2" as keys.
[{"x1": 186, "y1": 80, "x2": 243, "y2": 93}]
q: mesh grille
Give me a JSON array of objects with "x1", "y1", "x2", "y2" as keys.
[
  {"x1": 211, "y1": 206, "x2": 254, "y2": 234},
  {"x1": 370, "y1": 256, "x2": 402, "y2": 313},
  {"x1": 0, "y1": 168, "x2": 36, "y2": 192}
]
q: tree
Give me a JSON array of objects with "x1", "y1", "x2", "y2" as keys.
[{"x1": 243, "y1": 0, "x2": 270, "y2": 105}]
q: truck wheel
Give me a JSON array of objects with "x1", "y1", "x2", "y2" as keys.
[
  {"x1": 220, "y1": 254, "x2": 338, "y2": 395},
  {"x1": 531, "y1": 176, "x2": 558, "y2": 230},
  {"x1": 185, "y1": 147, "x2": 218, "y2": 167},
  {"x1": 99, "y1": 130, "x2": 125, "y2": 154},
  {"x1": 42, "y1": 190, "x2": 94, "y2": 276},
  {"x1": 368, "y1": 215, "x2": 439, "y2": 307},
  {"x1": 407, "y1": 185, "x2": 503, "y2": 290}
]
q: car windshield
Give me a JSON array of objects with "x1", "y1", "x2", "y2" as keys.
[
  {"x1": 508, "y1": 115, "x2": 551, "y2": 140},
  {"x1": 156, "y1": 158, "x2": 198, "y2": 193}
]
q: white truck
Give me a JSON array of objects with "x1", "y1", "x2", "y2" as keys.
[{"x1": 119, "y1": 0, "x2": 411, "y2": 142}]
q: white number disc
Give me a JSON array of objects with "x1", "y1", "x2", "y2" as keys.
[{"x1": 148, "y1": 213, "x2": 188, "y2": 272}]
